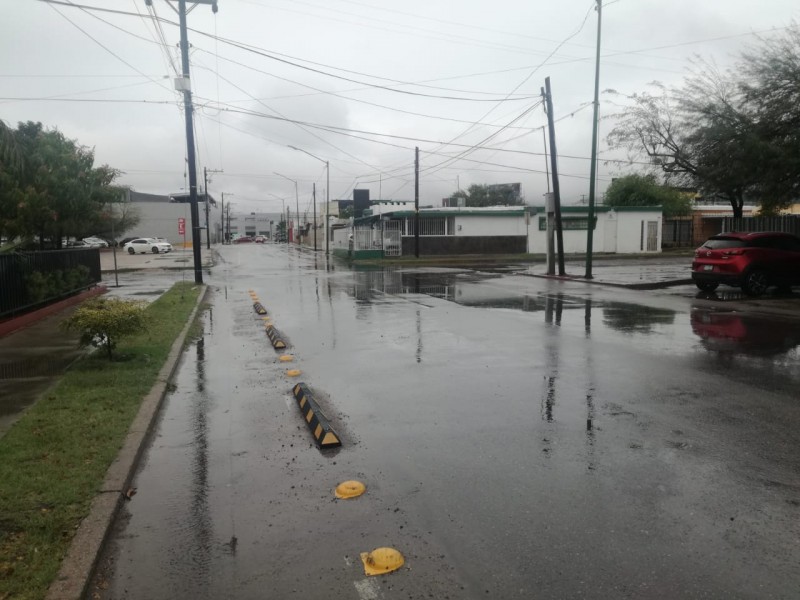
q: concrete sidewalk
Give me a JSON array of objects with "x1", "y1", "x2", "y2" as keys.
[
  {"x1": 99, "y1": 246, "x2": 213, "y2": 273},
  {"x1": 521, "y1": 255, "x2": 694, "y2": 289}
]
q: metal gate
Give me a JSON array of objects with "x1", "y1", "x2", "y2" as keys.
[
  {"x1": 646, "y1": 221, "x2": 658, "y2": 251},
  {"x1": 383, "y1": 221, "x2": 401, "y2": 257}
]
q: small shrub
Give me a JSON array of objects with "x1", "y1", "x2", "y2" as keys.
[
  {"x1": 61, "y1": 297, "x2": 149, "y2": 360},
  {"x1": 24, "y1": 271, "x2": 48, "y2": 303}
]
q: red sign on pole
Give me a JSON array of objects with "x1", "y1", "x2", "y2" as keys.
[{"x1": 178, "y1": 217, "x2": 186, "y2": 236}]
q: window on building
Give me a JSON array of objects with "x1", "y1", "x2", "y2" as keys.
[{"x1": 538, "y1": 216, "x2": 597, "y2": 231}]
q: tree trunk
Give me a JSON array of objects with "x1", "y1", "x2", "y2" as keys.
[{"x1": 728, "y1": 192, "x2": 744, "y2": 219}]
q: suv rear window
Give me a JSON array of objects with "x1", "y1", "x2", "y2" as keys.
[{"x1": 703, "y1": 238, "x2": 746, "y2": 249}]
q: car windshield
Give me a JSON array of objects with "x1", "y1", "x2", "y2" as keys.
[{"x1": 703, "y1": 238, "x2": 747, "y2": 250}]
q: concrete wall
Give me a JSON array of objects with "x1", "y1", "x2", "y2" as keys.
[
  {"x1": 527, "y1": 209, "x2": 662, "y2": 254},
  {"x1": 402, "y1": 236, "x2": 526, "y2": 255},
  {"x1": 456, "y1": 215, "x2": 527, "y2": 237}
]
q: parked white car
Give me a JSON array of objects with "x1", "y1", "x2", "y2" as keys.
[
  {"x1": 123, "y1": 238, "x2": 173, "y2": 254},
  {"x1": 83, "y1": 236, "x2": 109, "y2": 248}
]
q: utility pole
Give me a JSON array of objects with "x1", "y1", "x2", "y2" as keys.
[
  {"x1": 220, "y1": 192, "x2": 224, "y2": 244},
  {"x1": 312, "y1": 183, "x2": 317, "y2": 252},
  {"x1": 173, "y1": 0, "x2": 217, "y2": 284},
  {"x1": 586, "y1": 0, "x2": 603, "y2": 279},
  {"x1": 325, "y1": 161, "x2": 329, "y2": 256},
  {"x1": 540, "y1": 112, "x2": 555, "y2": 275},
  {"x1": 414, "y1": 146, "x2": 420, "y2": 258},
  {"x1": 543, "y1": 77, "x2": 566, "y2": 276},
  {"x1": 203, "y1": 167, "x2": 222, "y2": 249}
]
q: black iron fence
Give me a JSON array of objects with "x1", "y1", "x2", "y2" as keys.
[
  {"x1": 662, "y1": 218, "x2": 694, "y2": 248},
  {"x1": 721, "y1": 215, "x2": 800, "y2": 235},
  {"x1": 0, "y1": 249, "x2": 101, "y2": 319}
]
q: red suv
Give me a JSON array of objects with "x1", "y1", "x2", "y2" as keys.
[{"x1": 691, "y1": 231, "x2": 800, "y2": 296}]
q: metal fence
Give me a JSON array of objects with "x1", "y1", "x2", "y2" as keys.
[
  {"x1": 721, "y1": 215, "x2": 800, "y2": 235},
  {"x1": 0, "y1": 249, "x2": 101, "y2": 319},
  {"x1": 662, "y1": 218, "x2": 694, "y2": 247}
]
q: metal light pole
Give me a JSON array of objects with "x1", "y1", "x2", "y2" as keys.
[
  {"x1": 586, "y1": 0, "x2": 603, "y2": 279},
  {"x1": 288, "y1": 146, "x2": 329, "y2": 254},
  {"x1": 274, "y1": 172, "x2": 299, "y2": 244}
]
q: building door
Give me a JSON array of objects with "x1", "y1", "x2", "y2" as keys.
[
  {"x1": 603, "y1": 214, "x2": 617, "y2": 252},
  {"x1": 646, "y1": 220, "x2": 658, "y2": 251}
]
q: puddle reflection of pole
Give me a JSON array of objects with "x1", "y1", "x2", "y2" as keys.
[
  {"x1": 541, "y1": 294, "x2": 562, "y2": 425},
  {"x1": 583, "y1": 299, "x2": 597, "y2": 469},
  {"x1": 327, "y1": 279, "x2": 337, "y2": 350},
  {"x1": 416, "y1": 309, "x2": 423, "y2": 364},
  {"x1": 190, "y1": 335, "x2": 212, "y2": 581}
]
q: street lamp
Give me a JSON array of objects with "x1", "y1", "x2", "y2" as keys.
[
  {"x1": 274, "y1": 172, "x2": 299, "y2": 245},
  {"x1": 289, "y1": 145, "x2": 329, "y2": 255}
]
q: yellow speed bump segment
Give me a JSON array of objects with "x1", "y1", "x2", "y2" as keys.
[
  {"x1": 253, "y1": 302, "x2": 267, "y2": 315},
  {"x1": 335, "y1": 480, "x2": 365, "y2": 499},
  {"x1": 279, "y1": 355, "x2": 294, "y2": 362},
  {"x1": 291, "y1": 383, "x2": 342, "y2": 449},
  {"x1": 265, "y1": 324, "x2": 287, "y2": 349},
  {"x1": 286, "y1": 369, "x2": 301, "y2": 377},
  {"x1": 360, "y1": 547, "x2": 404, "y2": 576}
]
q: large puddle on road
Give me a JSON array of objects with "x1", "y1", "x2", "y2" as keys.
[{"x1": 333, "y1": 268, "x2": 800, "y2": 362}]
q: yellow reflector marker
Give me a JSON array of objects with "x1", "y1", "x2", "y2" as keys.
[
  {"x1": 360, "y1": 547, "x2": 404, "y2": 576},
  {"x1": 335, "y1": 480, "x2": 366, "y2": 499},
  {"x1": 287, "y1": 369, "x2": 301, "y2": 377},
  {"x1": 279, "y1": 355, "x2": 294, "y2": 362},
  {"x1": 261, "y1": 316, "x2": 270, "y2": 321}
]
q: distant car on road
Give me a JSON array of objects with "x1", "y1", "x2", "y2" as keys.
[
  {"x1": 233, "y1": 236, "x2": 254, "y2": 244},
  {"x1": 691, "y1": 231, "x2": 800, "y2": 296},
  {"x1": 83, "y1": 236, "x2": 109, "y2": 248},
  {"x1": 123, "y1": 238, "x2": 173, "y2": 255},
  {"x1": 65, "y1": 240, "x2": 90, "y2": 249},
  {"x1": 254, "y1": 236, "x2": 266, "y2": 243}
]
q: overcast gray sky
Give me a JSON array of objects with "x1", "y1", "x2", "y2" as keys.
[{"x1": 1, "y1": 0, "x2": 798, "y2": 215}]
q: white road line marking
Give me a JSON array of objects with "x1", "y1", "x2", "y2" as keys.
[
  {"x1": 285, "y1": 397, "x2": 293, "y2": 410},
  {"x1": 353, "y1": 579, "x2": 381, "y2": 600}
]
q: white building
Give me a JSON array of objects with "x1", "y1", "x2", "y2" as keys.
[{"x1": 333, "y1": 205, "x2": 663, "y2": 259}]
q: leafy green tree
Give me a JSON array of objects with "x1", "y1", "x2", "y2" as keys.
[
  {"x1": 447, "y1": 183, "x2": 523, "y2": 207},
  {"x1": 604, "y1": 174, "x2": 692, "y2": 217},
  {"x1": 0, "y1": 121, "x2": 122, "y2": 249},
  {"x1": 61, "y1": 297, "x2": 149, "y2": 360},
  {"x1": 606, "y1": 25, "x2": 800, "y2": 218}
]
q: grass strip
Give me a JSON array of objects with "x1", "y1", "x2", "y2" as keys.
[{"x1": 0, "y1": 282, "x2": 202, "y2": 600}]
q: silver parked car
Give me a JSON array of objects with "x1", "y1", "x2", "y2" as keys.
[
  {"x1": 82, "y1": 236, "x2": 109, "y2": 248},
  {"x1": 123, "y1": 238, "x2": 173, "y2": 254}
]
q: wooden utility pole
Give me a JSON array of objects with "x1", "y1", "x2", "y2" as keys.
[{"x1": 543, "y1": 77, "x2": 566, "y2": 276}]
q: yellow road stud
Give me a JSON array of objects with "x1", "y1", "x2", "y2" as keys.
[
  {"x1": 279, "y1": 355, "x2": 294, "y2": 362},
  {"x1": 335, "y1": 480, "x2": 366, "y2": 499},
  {"x1": 286, "y1": 369, "x2": 301, "y2": 377},
  {"x1": 360, "y1": 547, "x2": 404, "y2": 576}
]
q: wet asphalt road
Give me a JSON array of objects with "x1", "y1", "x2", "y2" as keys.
[{"x1": 93, "y1": 244, "x2": 800, "y2": 600}]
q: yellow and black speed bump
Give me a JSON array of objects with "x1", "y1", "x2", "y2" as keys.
[
  {"x1": 292, "y1": 383, "x2": 342, "y2": 449},
  {"x1": 265, "y1": 324, "x2": 287, "y2": 349},
  {"x1": 253, "y1": 302, "x2": 267, "y2": 315}
]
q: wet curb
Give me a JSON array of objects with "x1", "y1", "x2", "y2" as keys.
[
  {"x1": 522, "y1": 273, "x2": 693, "y2": 290},
  {"x1": 45, "y1": 285, "x2": 209, "y2": 600}
]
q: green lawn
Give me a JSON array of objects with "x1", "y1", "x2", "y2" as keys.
[{"x1": 0, "y1": 282, "x2": 202, "y2": 600}]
